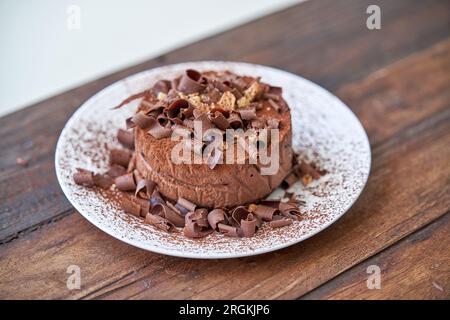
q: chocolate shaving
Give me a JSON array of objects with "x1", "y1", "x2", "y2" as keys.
[
  {"x1": 177, "y1": 69, "x2": 205, "y2": 94},
  {"x1": 106, "y1": 164, "x2": 127, "y2": 178},
  {"x1": 282, "y1": 172, "x2": 298, "y2": 188},
  {"x1": 259, "y1": 199, "x2": 281, "y2": 208},
  {"x1": 251, "y1": 119, "x2": 265, "y2": 129},
  {"x1": 217, "y1": 223, "x2": 239, "y2": 237},
  {"x1": 127, "y1": 152, "x2": 137, "y2": 173},
  {"x1": 279, "y1": 202, "x2": 302, "y2": 221},
  {"x1": 177, "y1": 197, "x2": 197, "y2": 212},
  {"x1": 207, "y1": 209, "x2": 226, "y2": 230},
  {"x1": 93, "y1": 173, "x2": 113, "y2": 189},
  {"x1": 134, "y1": 196, "x2": 150, "y2": 217},
  {"x1": 151, "y1": 203, "x2": 185, "y2": 227},
  {"x1": 73, "y1": 168, "x2": 94, "y2": 187},
  {"x1": 227, "y1": 112, "x2": 243, "y2": 129},
  {"x1": 230, "y1": 206, "x2": 250, "y2": 227},
  {"x1": 270, "y1": 218, "x2": 292, "y2": 228},
  {"x1": 241, "y1": 213, "x2": 258, "y2": 237},
  {"x1": 121, "y1": 197, "x2": 141, "y2": 217},
  {"x1": 117, "y1": 129, "x2": 134, "y2": 150},
  {"x1": 115, "y1": 172, "x2": 136, "y2": 191},
  {"x1": 135, "y1": 177, "x2": 156, "y2": 199},
  {"x1": 194, "y1": 113, "x2": 215, "y2": 135},
  {"x1": 147, "y1": 117, "x2": 172, "y2": 139},
  {"x1": 129, "y1": 112, "x2": 154, "y2": 129},
  {"x1": 297, "y1": 161, "x2": 322, "y2": 180},
  {"x1": 183, "y1": 209, "x2": 213, "y2": 238},
  {"x1": 145, "y1": 213, "x2": 175, "y2": 232},
  {"x1": 253, "y1": 204, "x2": 279, "y2": 221},
  {"x1": 268, "y1": 99, "x2": 281, "y2": 112},
  {"x1": 238, "y1": 107, "x2": 257, "y2": 121},
  {"x1": 152, "y1": 80, "x2": 170, "y2": 95},
  {"x1": 110, "y1": 149, "x2": 132, "y2": 167},
  {"x1": 150, "y1": 190, "x2": 166, "y2": 207},
  {"x1": 112, "y1": 90, "x2": 150, "y2": 109},
  {"x1": 166, "y1": 99, "x2": 190, "y2": 119},
  {"x1": 209, "y1": 111, "x2": 230, "y2": 130}
]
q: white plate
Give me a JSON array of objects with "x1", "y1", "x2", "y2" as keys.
[{"x1": 55, "y1": 61, "x2": 371, "y2": 259}]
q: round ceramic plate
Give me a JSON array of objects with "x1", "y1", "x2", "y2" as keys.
[{"x1": 55, "y1": 61, "x2": 371, "y2": 259}]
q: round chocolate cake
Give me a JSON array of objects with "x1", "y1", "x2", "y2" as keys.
[
  {"x1": 73, "y1": 68, "x2": 323, "y2": 239},
  {"x1": 129, "y1": 70, "x2": 293, "y2": 208}
]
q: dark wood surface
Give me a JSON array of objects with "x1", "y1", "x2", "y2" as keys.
[{"x1": 0, "y1": 0, "x2": 449, "y2": 299}]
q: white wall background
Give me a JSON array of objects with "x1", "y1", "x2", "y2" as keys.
[{"x1": 0, "y1": 0, "x2": 303, "y2": 117}]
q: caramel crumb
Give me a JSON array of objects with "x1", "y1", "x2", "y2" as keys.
[
  {"x1": 238, "y1": 82, "x2": 261, "y2": 107},
  {"x1": 302, "y1": 174, "x2": 313, "y2": 186}
]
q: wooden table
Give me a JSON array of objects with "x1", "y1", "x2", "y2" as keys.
[{"x1": 0, "y1": 0, "x2": 449, "y2": 300}]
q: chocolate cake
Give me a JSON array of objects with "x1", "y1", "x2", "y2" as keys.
[{"x1": 73, "y1": 69, "x2": 325, "y2": 238}]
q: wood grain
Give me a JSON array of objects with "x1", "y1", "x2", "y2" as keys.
[
  {"x1": 1, "y1": 0, "x2": 449, "y2": 242},
  {"x1": 0, "y1": 0, "x2": 449, "y2": 300},
  {"x1": 301, "y1": 213, "x2": 450, "y2": 300}
]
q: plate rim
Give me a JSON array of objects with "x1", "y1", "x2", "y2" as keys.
[{"x1": 55, "y1": 60, "x2": 371, "y2": 259}]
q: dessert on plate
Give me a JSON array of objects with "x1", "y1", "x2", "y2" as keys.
[{"x1": 73, "y1": 69, "x2": 325, "y2": 238}]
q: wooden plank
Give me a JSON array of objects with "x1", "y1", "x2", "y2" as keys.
[
  {"x1": 337, "y1": 40, "x2": 450, "y2": 146},
  {"x1": 1, "y1": 0, "x2": 449, "y2": 242},
  {"x1": 301, "y1": 213, "x2": 450, "y2": 300},
  {"x1": 0, "y1": 94, "x2": 448, "y2": 299}
]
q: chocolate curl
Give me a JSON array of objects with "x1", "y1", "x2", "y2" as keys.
[
  {"x1": 296, "y1": 161, "x2": 322, "y2": 180},
  {"x1": 251, "y1": 119, "x2": 265, "y2": 129},
  {"x1": 134, "y1": 197, "x2": 150, "y2": 217},
  {"x1": 268, "y1": 99, "x2": 281, "y2": 112},
  {"x1": 121, "y1": 198, "x2": 141, "y2": 217},
  {"x1": 181, "y1": 104, "x2": 194, "y2": 119},
  {"x1": 270, "y1": 218, "x2": 292, "y2": 228},
  {"x1": 177, "y1": 197, "x2": 197, "y2": 212},
  {"x1": 150, "y1": 190, "x2": 166, "y2": 207},
  {"x1": 183, "y1": 209, "x2": 213, "y2": 238},
  {"x1": 166, "y1": 99, "x2": 190, "y2": 119},
  {"x1": 152, "y1": 80, "x2": 170, "y2": 95},
  {"x1": 230, "y1": 206, "x2": 251, "y2": 227},
  {"x1": 115, "y1": 172, "x2": 136, "y2": 191},
  {"x1": 217, "y1": 223, "x2": 239, "y2": 237},
  {"x1": 258, "y1": 200, "x2": 281, "y2": 208},
  {"x1": 193, "y1": 108, "x2": 204, "y2": 119},
  {"x1": 177, "y1": 69, "x2": 205, "y2": 94},
  {"x1": 194, "y1": 113, "x2": 215, "y2": 135},
  {"x1": 129, "y1": 111, "x2": 155, "y2": 129},
  {"x1": 209, "y1": 111, "x2": 229, "y2": 130},
  {"x1": 117, "y1": 129, "x2": 134, "y2": 150},
  {"x1": 238, "y1": 107, "x2": 257, "y2": 121},
  {"x1": 212, "y1": 79, "x2": 232, "y2": 93},
  {"x1": 135, "y1": 178, "x2": 156, "y2": 199},
  {"x1": 73, "y1": 168, "x2": 94, "y2": 187},
  {"x1": 208, "y1": 88, "x2": 222, "y2": 103},
  {"x1": 106, "y1": 164, "x2": 127, "y2": 178},
  {"x1": 241, "y1": 213, "x2": 258, "y2": 237},
  {"x1": 151, "y1": 203, "x2": 185, "y2": 227},
  {"x1": 93, "y1": 173, "x2": 113, "y2": 189},
  {"x1": 145, "y1": 213, "x2": 175, "y2": 232},
  {"x1": 266, "y1": 117, "x2": 280, "y2": 129},
  {"x1": 207, "y1": 209, "x2": 226, "y2": 230},
  {"x1": 279, "y1": 202, "x2": 302, "y2": 221},
  {"x1": 146, "y1": 117, "x2": 172, "y2": 139},
  {"x1": 110, "y1": 149, "x2": 132, "y2": 167},
  {"x1": 282, "y1": 172, "x2": 298, "y2": 188},
  {"x1": 127, "y1": 153, "x2": 137, "y2": 173},
  {"x1": 227, "y1": 112, "x2": 243, "y2": 129},
  {"x1": 253, "y1": 204, "x2": 279, "y2": 221},
  {"x1": 183, "y1": 119, "x2": 194, "y2": 129},
  {"x1": 112, "y1": 90, "x2": 151, "y2": 110},
  {"x1": 268, "y1": 86, "x2": 282, "y2": 95}
]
